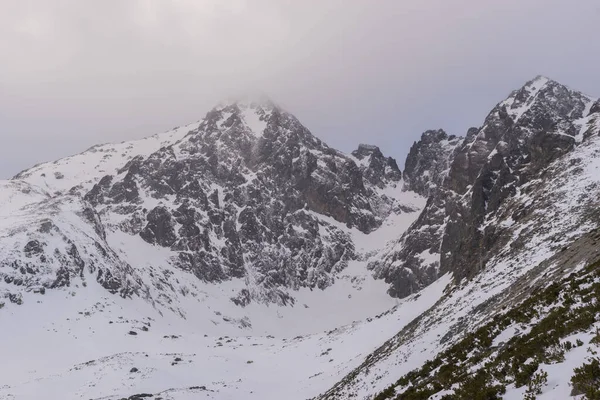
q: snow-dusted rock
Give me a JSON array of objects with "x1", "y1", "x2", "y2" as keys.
[
  {"x1": 371, "y1": 76, "x2": 599, "y2": 298},
  {"x1": 7, "y1": 98, "x2": 421, "y2": 309}
]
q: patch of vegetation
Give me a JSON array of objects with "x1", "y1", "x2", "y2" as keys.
[
  {"x1": 452, "y1": 370, "x2": 506, "y2": 400},
  {"x1": 571, "y1": 358, "x2": 600, "y2": 399},
  {"x1": 590, "y1": 328, "x2": 600, "y2": 346},
  {"x1": 524, "y1": 370, "x2": 548, "y2": 400},
  {"x1": 373, "y1": 260, "x2": 600, "y2": 400}
]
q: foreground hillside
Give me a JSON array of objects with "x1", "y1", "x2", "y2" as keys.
[
  {"x1": 373, "y1": 255, "x2": 600, "y2": 399},
  {"x1": 319, "y1": 77, "x2": 600, "y2": 399}
]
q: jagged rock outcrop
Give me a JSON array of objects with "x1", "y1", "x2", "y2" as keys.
[
  {"x1": 0, "y1": 181, "x2": 146, "y2": 304},
  {"x1": 441, "y1": 76, "x2": 594, "y2": 282},
  {"x1": 84, "y1": 100, "x2": 385, "y2": 301},
  {"x1": 367, "y1": 131, "x2": 463, "y2": 297},
  {"x1": 372, "y1": 76, "x2": 599, "y2": 297},
  {"x1": 351, "y1": 144, "x2": 402, "y2": 188},
  {"x1": 402, "y1": 129, "x2": 462, "y2": 197}
]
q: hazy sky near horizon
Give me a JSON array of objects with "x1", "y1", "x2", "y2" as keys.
[{"x1": 1, "y1": 0, "x2": 599, "y2": 178}]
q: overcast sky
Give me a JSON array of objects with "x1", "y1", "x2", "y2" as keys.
[{"x1": 1, "y1": 0, "x2": 599, "y2": 178}]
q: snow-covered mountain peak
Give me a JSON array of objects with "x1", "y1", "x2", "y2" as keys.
[
  {"x1": 350, "y1": 144, "x2": 402, "y2": 189},
  {"x1": 191, "y1": 96, "x2": 326, "y2": 155},
  {"x1": 216, "y1": 93, "x2": 278, "y2": 110},
  {"x1": 402, "y1": 129, "x2": 462, "y2": 197},
  {"x1": 7, "y1": 94, "x2": 426, "y2": 317},
  {"x1": 498, "y1": 75, "x2": 595, "y2": 125},
  {"x1": 204, "y1": 99, "x2": 275, "y2": 140}
]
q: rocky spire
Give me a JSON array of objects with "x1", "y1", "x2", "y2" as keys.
[
  {"x1": 403, "y1": 129, "x2": 462, "y2": 197},
  {"x1": 371, "y1": 75, "x2": 598, "y2": 298},
  {"x1": 351, "y1": 144, "x2": 402, "y2": 188}
]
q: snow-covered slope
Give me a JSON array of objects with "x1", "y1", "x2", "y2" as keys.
[
  {"x1": 0, "y1": 180, "x2": 147, "y2": 305},
  {"x1": 0, "y1": 268, "x2": 450, "y2": 400},
  {"x1": 14, "y1": 122, "x2": 199, "y2": 195}
]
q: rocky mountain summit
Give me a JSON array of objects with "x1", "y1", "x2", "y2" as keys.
[
  {"x1": 370, "y1": 76, "x2": 599, "y2": 297},
  {"x1": 402, "y1": 129, "x2": 462, "y2": 197},
  {"x1": 83, "y1": 99, "x2": 413, "y2": 304},
  {"x1": 3, "y1": 97, "x2": 419, "y2": 311},
  {"x1": 351, "y1": 144, "x2": 402, "y2": 189}
]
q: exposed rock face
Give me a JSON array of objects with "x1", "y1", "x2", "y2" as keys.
[
  {"x1": 139, "y1": 206, "x2": 178, "y2": 248},
  {"x1": 372, "y1": 76, "x2": 599, "y2": 297},
  {"x1": 441, "y1": 76, "x2": 593, "y2": 282},
  {"x1": 367, "y1": 130, "x2": 463, "y2": 297},
  {"x1": 403, "y1": 129, "x2": 462, "y2": 197},
  {"x1": 5, "y1": 98, "x2": 415, "y2": 308},
  {"x1": 0, "y1": 181, "x2": 146, "y2": 303},
  {"x1": 351, "y1": 144, "x2": 402, "y2": 189},
  {"x1": 84, "y1": 100, "x2": 393, "y2": 301}
]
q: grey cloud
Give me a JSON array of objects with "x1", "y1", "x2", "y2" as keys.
[{"x1": 1, "y1": 0, "x2": 599, "y2": 177}]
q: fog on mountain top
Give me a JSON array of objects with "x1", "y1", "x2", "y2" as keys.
[{"x1": 1, "y1": 0, "x2": 599, "y2": 178}]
